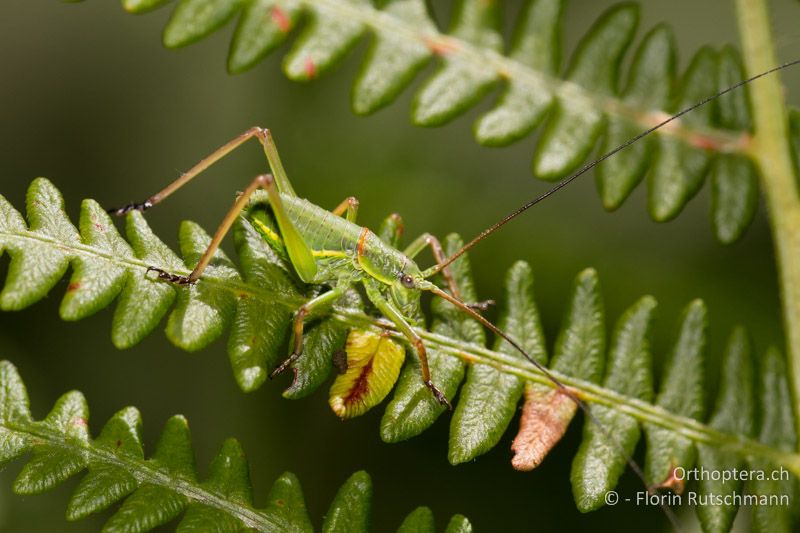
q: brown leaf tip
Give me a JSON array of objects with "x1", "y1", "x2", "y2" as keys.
[
  {"x1": 651, "y1": 464, "x2": 686, "y2": 495},
  {"x1": 511, "y1": 386, "x2": 577, "y2": 471}
]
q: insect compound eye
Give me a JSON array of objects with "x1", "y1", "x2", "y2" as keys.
[{"x1": 400, "y1": 274, "x2": 415, "y2": 289}]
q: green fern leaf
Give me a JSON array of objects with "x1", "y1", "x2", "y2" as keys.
[
  {"x1": 696, "y1": 327, "x2": 755, "y2": 532},
  {"x1": 595, "y1": 24, "x2": 675, "y2": 210},
  {"x1": 750, "y1": 347, "x2": 797, "y2": 533},
  {"x1": 444, "y1": 515, "x2": 472, "y2": 533},
  {"x1": 0, "y1": 359, "x2": 470, "y2": 532},
  {"x1": 643, "y1": 299, "x2": 707, "y2": 486},
  {"x1": 473, "y1": 0, "x2": 563, "y2": 146},
  {"x1": 163, "y1": 0, "x2": 245, "y2": 48},
  {"x1": 122, "y1": 0, "x2": 170, "y2": 13},
  {"x1": 168, "y1": 221, "x2": 240, "y2": 351},
  {"x1": 396, "y1": 507, "x2": 473, "y2": 533},
  {"x1": 532, "y1": 3, "x2": 638, "y2": 180},
  {"x1": 550, "y1": 268, "x2": 606, "y2": 382},
  {"x1": 114, "y1": 208, "x2": 184, "y2": 348},
  {"x1": 411, "y1": 0, "x2": 502, "y2": 126},
  {"x1": 449, "y1": 260, "x2": 542, "y2": 465},
  {"x1": 648, "y1": 46, "x2": 718, "y2": 221},
  {"x1": 66, "y1": 409, "x2": 144, "y2": 521},
  {"x1": 284, "y1": 1, "x2": 369, "y2": 82},
  {"x1": 352, "y1": 0, "x2": 435, "y2": 115},
  {"x1": 228, "y1": 0, "x2": 302, "y2": 74},
  {"x1": 397, "y1": 506, "x2": 434, "y2": 533},
  {"x1": 2, "y1": 179, "x2": 800, "y2": 526},
  {"x1": 263, "y1": 472, "x2": 313, "y2": 532},
  {"x1": 571, "y1": 295, "x2": 656, "y2": 512},
  {"x1": 322, "y1": 470, "x2": 371, "y2": 533},
  {"x1": 228, "y1": 213, "x2": 298, "y2": 391},
  {"x1": 710, "y1": 46, "x2": 757, "y2": 244},
  {"x1": 0, "y1": 178, "x2": 80, "y2": 311},
  {"x1": 59, "y1": 0, "x2": 783, "y2": 241}
]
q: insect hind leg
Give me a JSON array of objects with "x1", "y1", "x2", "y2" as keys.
[
  {"x1": 108, "y1": 126, "x2": 295, "y2": 216},
  {"x1": 146, "y1": 173, "x2": 276, "y2": 285}
]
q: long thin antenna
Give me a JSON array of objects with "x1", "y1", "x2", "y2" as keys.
[
  {"x1": 426, "y1": 285, "x2": 682, "y2": 529},
  {"x1": 428, "y1": 58, "x2": 800, "y2": 276}
]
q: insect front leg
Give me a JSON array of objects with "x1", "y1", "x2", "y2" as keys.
[
  {"x1": 378, "y1": 213, "x2": 404, "y2": 248},
  {"x1": 108, "y1": 126, "x2": 296, "y2": 216},
  {"x1": 404, "y1": 233, "x2": 494, "y2": 311},
  {"x1": 270, "y1": 285, "x2": 349, "y2": 379},
  {"x1": 362, "y1": 279, "x2": 452, "y2": 410},
  {"x1": 403, "y1": 233, "x2": 460, "y2": 297}
]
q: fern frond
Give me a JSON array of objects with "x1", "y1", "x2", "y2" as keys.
[
  {"x1": 72, "y1": 0, "x2": 791, "y2": 242},
  {"x1": 0, "y1": 359, "x2": 470, "y2": 532},
  {"x1": 2, "y1": 179, "x2": 799, "y2": 529}
]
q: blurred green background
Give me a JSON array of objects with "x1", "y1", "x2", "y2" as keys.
[{"x1": 0, "y1": 1, "x2": 798, "y2": 531}]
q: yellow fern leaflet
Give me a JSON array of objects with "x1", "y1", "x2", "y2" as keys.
[{"x1": 329, "y1": 329, "x2": 405, "y2": 419}]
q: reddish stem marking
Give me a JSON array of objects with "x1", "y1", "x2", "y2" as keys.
[
  {"x1": 424, "y1": 36, "x2": 460, "y2": 56},
  {"x1": 304, "y1": 57, "x2": 317, "y2": 80},
  {"x1": 689, "y1": 133, "x2": 722, "y2": 151},
  {"x1": 270, "y1": 6, "x2": 291, "y2": 33}
]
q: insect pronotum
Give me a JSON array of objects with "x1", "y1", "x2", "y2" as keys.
[{"x1": 108, "y1": 59, "x2": 799, "y2": 528}]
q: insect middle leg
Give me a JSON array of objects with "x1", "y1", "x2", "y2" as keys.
[
  {"x1": 362, "y1": 278, "x2": 452, "y2": 409},
  {"x1": 270, "y1": 285, "x2": 348, "y2": 378}
]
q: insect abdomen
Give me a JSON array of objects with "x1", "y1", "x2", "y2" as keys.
[{"x1": 282, "y1": 195, "x2": 363, "y2": 253}]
